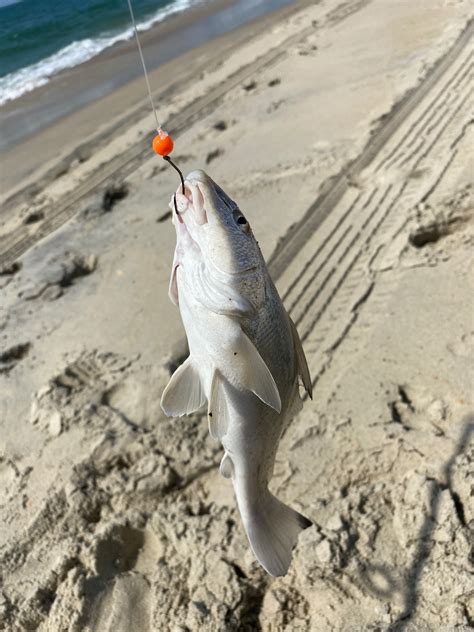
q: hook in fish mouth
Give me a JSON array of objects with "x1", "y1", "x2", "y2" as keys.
[
  {"x1": 163, "y1": 156, "x2": 185, "y2": 219},
  {"x1": 171, "y1": 180, "x2": 208, "y2": 225},
  {"x1": 173, "y1": 192, "x2": 186, "y2": 223}
]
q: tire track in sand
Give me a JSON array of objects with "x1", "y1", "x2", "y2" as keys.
[
  {"x1": 272, "y1": 18, "x2": 472, "y2": 392},
  {"x1": 0, "y1": 15, "x2": 471, "y2": 392}
]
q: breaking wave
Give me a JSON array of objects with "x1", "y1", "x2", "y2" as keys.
[{"x1": 0, "y1": 0, "x2": 195, "y2": 106}]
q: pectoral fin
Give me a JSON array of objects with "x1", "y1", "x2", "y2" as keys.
[
  {"x1": 208, "y1": 369, "x2": 230, "y2": 440},
  {"x1": 161, "y1": 357, "x2": 206, "y2": 417},
  {"x1": 234, "y1": 331, "x2": 282, "y2": 413},
  {"x1": 288, "y1": 317, "x2": 312, "y2": 399}
]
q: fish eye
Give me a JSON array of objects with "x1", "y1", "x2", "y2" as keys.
[{"x1": 233, "y1": 209, "x2": 250, "y2": 232}]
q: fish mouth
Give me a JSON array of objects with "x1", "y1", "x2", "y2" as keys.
[
  {"x1": 173, "y1": 170, "x2": 209, "y2": 226},
  {"x1": 172, "y1": 170, "x2": 258, "y2": 276}
]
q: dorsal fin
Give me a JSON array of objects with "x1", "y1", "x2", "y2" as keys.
[{"x1": 288, "y1": 317, "x2": 312, "y2": 399}]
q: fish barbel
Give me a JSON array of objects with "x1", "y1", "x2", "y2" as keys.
[{"x1": 161, "y1": 170, "x2": 313, "y2": 576}]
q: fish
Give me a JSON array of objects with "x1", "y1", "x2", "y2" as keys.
[{"x1": 161, "y1": 170, "x2": 313, "y2": 576}]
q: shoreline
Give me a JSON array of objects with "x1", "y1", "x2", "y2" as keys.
[{"x1": 0, "y1": 0, "x2": 295, "y2": 153}]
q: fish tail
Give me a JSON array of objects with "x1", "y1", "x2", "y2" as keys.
[{"x1": 242, "y1": 491, "x2": 312, "y2": 577}]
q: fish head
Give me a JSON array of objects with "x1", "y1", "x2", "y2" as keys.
[
  {"x1": 172, "y1": 169, "x2": 262, "y2": 276},
  {"x1": 169, "y1": 169, "x2": 268, "y2": 314}
]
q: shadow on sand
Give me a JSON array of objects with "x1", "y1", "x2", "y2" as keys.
[{"x1": 360, "y1": 414, "x2": 473, "y2": 630}]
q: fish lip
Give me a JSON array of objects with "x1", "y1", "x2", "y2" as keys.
[
  {"x1": 185, "y1": 169, "x2": 210, "y2": 185},
  {"x1": 173, "y1": 204, "x2": 200, "y2": 262},
  {"x1": 181, "y1": 179, "x2": 207, "y2": 225}
]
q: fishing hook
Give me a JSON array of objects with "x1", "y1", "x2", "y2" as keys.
[{"x1": 163, "y1": 155, "x2": 185, "y2": 216}]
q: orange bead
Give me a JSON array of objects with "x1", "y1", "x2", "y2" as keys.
[{"x1": 152, "y1": 131, "x2": 174, "y2": 156}]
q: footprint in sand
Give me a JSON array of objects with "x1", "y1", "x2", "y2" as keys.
[
  {"x1": 242, "y1": 80, "x2": 257, "y2": 92},
  {"x1": 0, "y1": 262, "x2": 22, "y2": 291},
  {"x1": 0, "y1": 342, "x2": 31, "y2": 375},
  {"x1": 29, "y1": 350, "x2": 136, "y2": 437},
  {"x1": 102, "y1": 182, "x2": 129, "y2": 212},
  {"x1": 0, "y1": 262, "x2": 22, "y2": 277},
  {"x1": 81, "y1": 526, "x2": 162, "y2": 631},
  {"x1": 23, "y1": 210, "x2": 45, "y2": 225},
  {"x1": 21, "y1": 252, "x2": 98, "y2": 302},
  {"x1": 206, "y1": 148, "x2": 224, "y2": 165},
  {"x1": 267, "y1": 99, "x2": 285, "y2": 114},
  {"x1": 213, "y1": 120, "x2": 227, "y2": 131},
  {"x1": 81, "y1": 183, "x2": 129, "y2": 218}
]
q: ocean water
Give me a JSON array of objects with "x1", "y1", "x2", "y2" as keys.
[{"x1": 0, "y1": 0, "x2": 198, "y2": 106}]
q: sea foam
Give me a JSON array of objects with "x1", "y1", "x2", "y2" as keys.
[{"x1": 0, "y1": 0, "x2": 195, "y2": 107}]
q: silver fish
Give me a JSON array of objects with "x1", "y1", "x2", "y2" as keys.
[{"x1": 161, "y1": 170, "x2": 312, "y2": 576}]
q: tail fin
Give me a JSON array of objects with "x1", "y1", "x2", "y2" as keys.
[{"x1": 242, "y1": 491, "x2": 312, "y2": 576}]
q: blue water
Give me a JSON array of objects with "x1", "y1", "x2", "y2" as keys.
[
  {"x1": 0, "y1": 0, "x2": 296, "y2": 149},
  {"x1": 0, "y1": 0, "x2": 196, "y2": 104}
]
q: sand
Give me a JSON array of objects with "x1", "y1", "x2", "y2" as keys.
[{"x1": 0, "y1": 0, "x2": 473, "y2": 630}]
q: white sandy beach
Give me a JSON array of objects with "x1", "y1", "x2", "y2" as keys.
[{"x1": 0, "y1": 0, "x2": 473, "y2": 630}]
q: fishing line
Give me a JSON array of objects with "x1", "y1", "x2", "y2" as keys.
[
  {"x1": 126, "y1": 0, "x2": 160, "y2": 130},
  {"x1": 126, "y1": 0, "x2": 184, "y2": 213}
]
